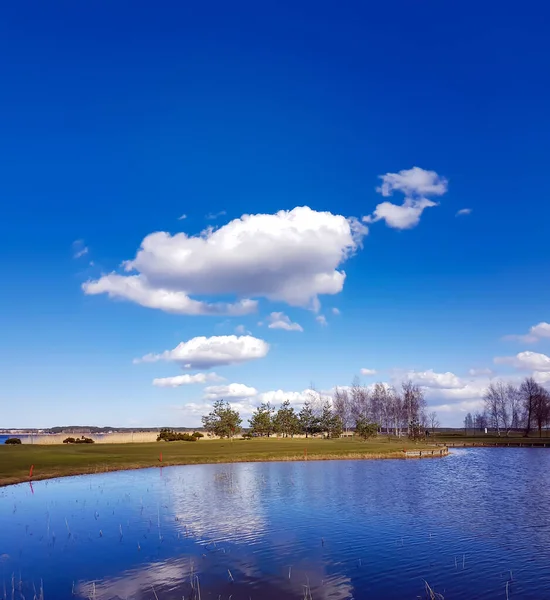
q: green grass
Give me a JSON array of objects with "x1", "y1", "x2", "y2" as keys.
[
  {"x1": 0, "y1": 437, "x2": 433, "y2": 487},
  {"x1": 433, "y1": 432, "x2": 550, "y2": 445}
]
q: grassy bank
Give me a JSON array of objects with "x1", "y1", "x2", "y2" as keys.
[
  {"x1": 0, "y1": 437, "x2": 433, "y2": 487},
  {"x1": 432, "y1": 433, "x2": 550, "y2": 445}
]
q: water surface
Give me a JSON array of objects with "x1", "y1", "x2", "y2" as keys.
[{"x1": 1, "y1": 449, "x2": 549, "y2": 599}]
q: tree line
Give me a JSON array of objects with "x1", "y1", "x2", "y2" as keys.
[
  {"x1": 463, "y1": 377, "x2": 550, "y2": 437},
  {"x1": 201, "y1": 379, "x2": 432, "y2": 440}
]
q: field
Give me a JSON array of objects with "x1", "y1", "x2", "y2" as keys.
[{"x1": 0, "y1": 437, "x2": 434, "y2": 487}]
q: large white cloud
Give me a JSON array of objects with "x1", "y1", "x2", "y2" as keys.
[
  {"x1": 203, "y1": 383, "x2": 258, "y2": 401},
  {"x1": 152, "y1": 372, "x2": 223, "y2": 388},
  {"x1": 494, "y1": 351, "x2": 550, "y2": 371},
  {"x1": 83, "y1": 206, "x2": 367, "y2": 315},
  {"x1": 136, "y1": 335, "x2": 269, "y2": 369},
  {"x1": 364, "y1": 167, "x2": 448, "y2": 229},
  {"x1": 503, "y1": 322, "x2": 550, "y2": 344},
  {"x1": 267, "y1": 312, "x2": 303, "y2": 332},
  {"x1": 83, "y1": 274, "x2": 257, "y2": 316}
]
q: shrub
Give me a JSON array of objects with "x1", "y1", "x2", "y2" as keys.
[
  {"x1": 355, "y1": 419, "x2": 378, "y2": 440},
  {"x1": 4, "y1": 437, "x2": 22, "y2": 445},
  {"x1": 157, "y1": 428, "x2": 198, "y2": 442},
  {"x1": 192, "y1": 431, "x2": 204, "y2": 439},
  {"x1": 241, "y1": 432, "x2": 253, "y2": 439},
  {"x1": 64, "y1": 436, "x2": 95, "y2": 444}
]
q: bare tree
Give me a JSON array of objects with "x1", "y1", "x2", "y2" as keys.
[
  {"x1": 520, "y1": 377, "x2": 541, "y2": 437},
  {"x1": 464, "y1": 412, "x2": 474, "y2": 434},
  {"x1": 428, "y1": 411, "x2": 440, "y2": 434},
  {"x1": 533, "y1": 387, "x2": 550, "y2": 438},
  {"x1": 402, "y1": 380, "x2": 427, "y2": 434},
  {"x1": 350, "y1": 377, "x2": 371, "y2": 424},
  {"x1": 333, "y1": 386, "x2": 353, "y2": 434},
  {"x1": 484, "y1": 382, "x2": 505, "y2": 436}
]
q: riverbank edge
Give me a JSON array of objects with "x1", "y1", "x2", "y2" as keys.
[{"x1": 0, "y1": 448, "x2": 449, "y2": 488}]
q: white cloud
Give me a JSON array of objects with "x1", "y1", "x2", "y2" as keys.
[
  {"x1": 316, "y1": 315, "x2": 327, "y2": 326},
  {"x1": 376, "y1": 167, "x2": 448, "y2": 198},
  {"x1": 503, "y1": 322, "x2": 550, "y2": 344},
  {"x1": 83, "y1": 206, "x2": 367, "y2": 315},
  {"x1": 331, "y1": 307, "x2": 340, "y2": 315},
  {"x1": 135, "y1": 335, "x2": 269, "y2": 369},
  {"x1": 404, "y1": 369, "x2": 464, "y2": 389},
  {"x1": 153, "y1": 372, "x2": 223, "y2": 388},
  {"x1": 203, "y1": 383, "x2": 258, "y2": 401},
  {"x1": 178, "y1": 214, "x2": 187, "y2": 220},
  {"x1": 468, "y1": 367, "x2": 494, "y2": 377},
  {"x1": 429, "y1": 399, "x2": 485, "y2": 415},
  {"x1": 83, "y1": 274, "x2": 257, "y2": 316},
  {"x1": 72, "y1": 239, "x2": 89, "y2": 259},
  {"x1": 494, "y1": 351, "x2": 550, "y2": 372},
  {"x1": 533, "y1": 371, "x2": 550, "y2": 384},
  {"x1": 267, "y1": 312, "x2": 303, "y2": 332},
  {"x1": 364, "y1": 167, "x2": 448, "y2": 230},
  {"x1": 456, "y1": 208, "x2": 472, "y2": 216},
  {"x1": 234, "y1": 324, "x2": 250, "y2": 335},
  {"x1": 360, "y1": 368, "x2": 377, "y2": 376}
]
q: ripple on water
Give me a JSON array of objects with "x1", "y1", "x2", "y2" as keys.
[{"x1": 1, "y1": 449, "x2": 550, "y2": 599}]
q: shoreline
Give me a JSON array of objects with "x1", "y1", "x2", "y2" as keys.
[{"x1": 0, "y1": 442, "x2": 449, "y2": 488}]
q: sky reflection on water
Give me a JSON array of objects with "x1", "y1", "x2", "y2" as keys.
[{"x1": 1, "y1": 449, "x2": 550, "y2": 599}]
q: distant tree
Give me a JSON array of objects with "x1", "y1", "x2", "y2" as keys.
[
  {"x1": 355, "y1": 417, "x2": 378, "y2": 440},
  {"x1": 202, "y1": 399, "x2": 242, "y2": 439},
  {"x1": 428, "y1": 411, "x2": 440, "y2": 434},
  {"x1": 408, "y1": 417, "x2": 425, "y2": 441},
  {"x1": 533, "y1": 388, "x2": 550, "y2": 438},
  {"x1": 464, "y1": 412, "x2": 474, "y2": 434},
  {"x1": 320, "y1": 401, "x2": 343, "y2": 438},
  {"x1": 299, "y1": 399, "x2": 321, "y2": 438},
  {"x1": 249, "y1": 402, "x2": 276, "y2": 437},
  {"x1": 484, "y1": 382, "x2": 505, "y2": 436},
  {"x1": 273, "y1": 400, "x2": 301, "y2": 437},
  {"x1": 473, "y1": 411, "x2": 488, "y2": 434},
  {"x1": 402, "y1": 381, "x2": 427, "y2": 436},
  {"x1": 520, "y1": 377, "x2": 542, "y2": 437},
  {"x1": 4, "y1": 437, "x2": 22, "y2": 445},
  {"x1": 333, "y1": 386, "x2": 353, "y2": 433}
]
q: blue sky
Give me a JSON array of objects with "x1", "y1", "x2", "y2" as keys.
[{"x1": 1, "y1": 1, "x2": 550, "y2": 428}]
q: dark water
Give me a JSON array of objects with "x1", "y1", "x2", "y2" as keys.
[{"x1": 1, "y1": 449, "x2": 550, "y2": 599}]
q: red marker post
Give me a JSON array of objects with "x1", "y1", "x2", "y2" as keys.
[{"x1": 29, "y1": 464, "x2": 34, "y2": 479}]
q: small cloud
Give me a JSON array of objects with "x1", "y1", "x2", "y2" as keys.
[
  {"x1": 331, "y1": 307, "x2": 341, "y2": 315},
  {"x1": 468, "y1": 367, "x2": 493, "y2": 377},
  {"x1": 153, "y1": 372, "x2": 223, "y2": 388},
  {"x1": 360, "y1": 368, "x2": 377, "y2": 376},
  {"x1": 494, "y1": 351, "x2": 550, "y2": 371},
  {"x1": 178, "y1": 214, "x2": 187, "y2": 220},
  {"x1": 503, "y1": 322, "x2": 550, "y2": 344},
  {"x1": 206, "y1": 210, "x2": 227, "y2": 220},
  {"x1": 363, "y1": 167, "x2": 448, "y2": 230},
  {"x1": 316, "y1": 315, "x2": 327, "y2": 326},
  {"x1": 235, "y1": 324, "x2": 251, "y2": 335},
  {"x1": 267, "y1": 312, "x2": 303, "y2": 332},
  {"x1": 72, "y1": 239, "x2": 89, "y2": 259},
  {"x1": 456, "y1": 208, "x2": 472, "y2": 216}
]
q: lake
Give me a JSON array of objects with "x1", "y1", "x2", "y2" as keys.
[{"x1": 1, "y1": 449, "x2": 549, "y2": 599}]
